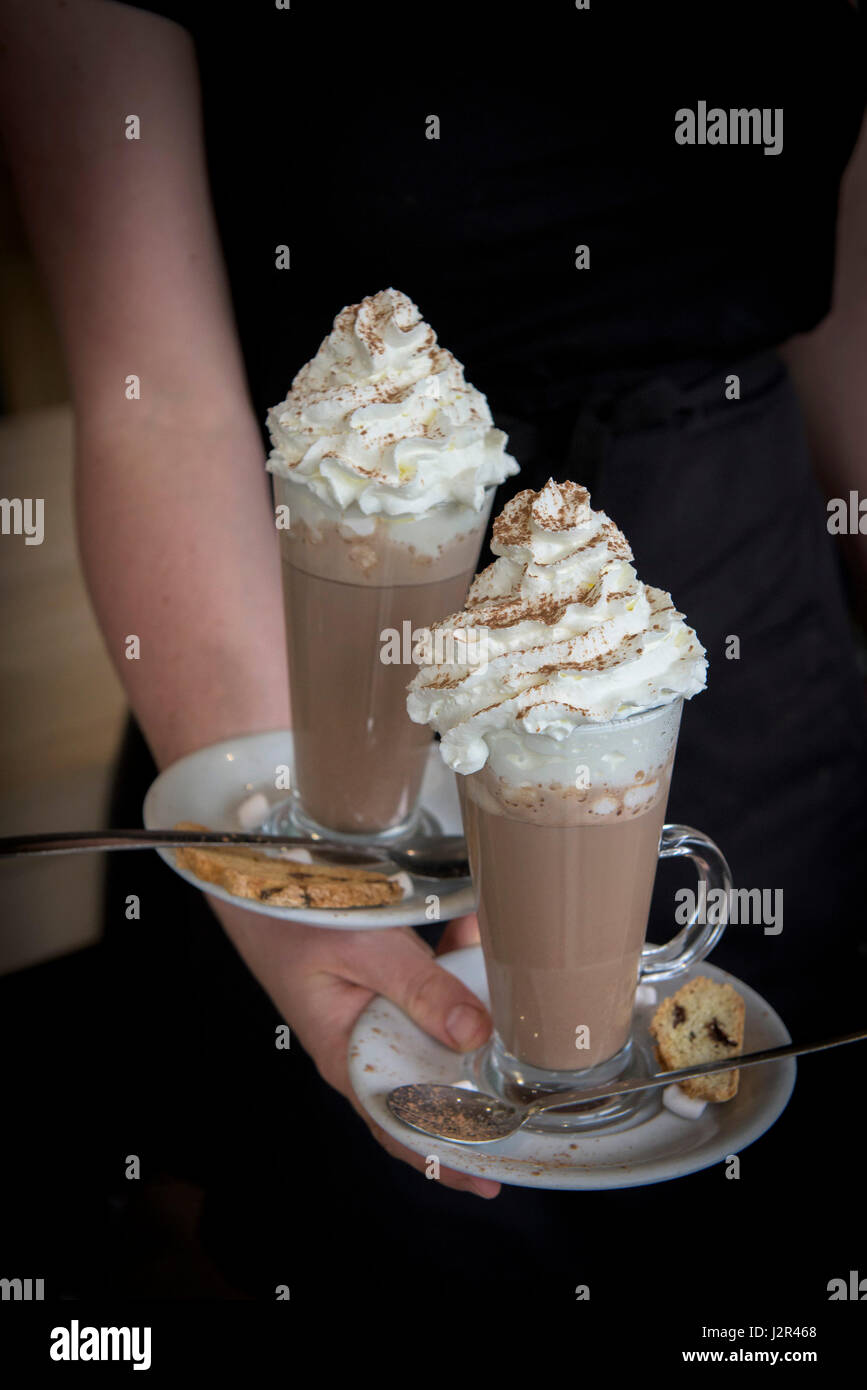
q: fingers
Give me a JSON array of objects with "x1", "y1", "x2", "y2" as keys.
[
  {"x1": 341, "y1": 927, "x2": 492, "y2": 1053},
  {"x1": 221, "y1": 915, "x2": 500, "y2": 1198},
  {"x1": 435, "y1": 913, "x2": 481, "y2": 956}
]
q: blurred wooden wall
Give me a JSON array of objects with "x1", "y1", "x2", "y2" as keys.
[{"x1": 0, "y1": 159, "x2": 126, "y2": 975}]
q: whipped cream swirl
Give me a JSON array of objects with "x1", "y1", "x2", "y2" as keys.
[
  {"x1": 266, "y1": 288, "x2": 518, "y2": 516},
  {"x1": 407, "y1": 479, "x2": 707, "y2": 773}
]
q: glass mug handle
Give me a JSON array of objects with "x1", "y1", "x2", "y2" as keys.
[{"x1": 639, "y1": 823, "x2": 732, "y2": 982}]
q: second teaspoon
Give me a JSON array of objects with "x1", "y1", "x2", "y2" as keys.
[{"x1": 0, "y1": 828, "x2": 470, "y2": 880}]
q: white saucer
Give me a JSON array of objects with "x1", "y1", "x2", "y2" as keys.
[
  {"x1": 143, "y1": 730, "x2": 475, "y2": 929},
  {"x1": 348, "y1": 948, "x2": 795, "y2": 1190}
]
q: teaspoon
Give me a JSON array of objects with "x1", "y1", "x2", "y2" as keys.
[
  {"x1": 386, "y1": 1027, "x2": 867, "y2": 1144},
  {"x1": 0, "y1": 828, "x2": 470, "y2": 881}
]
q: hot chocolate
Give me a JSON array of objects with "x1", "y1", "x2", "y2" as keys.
[
  {"x1": 266, "y1": 289, "x2": 518, "y2": 836},
  {"x1": 408, "y1": 479, "x2": 707, "y2": 1075},
  {"x1": 275, "y1": 479, "x2": 493, "y2": 834},
  {"x1": 459, "y1": 705, "x2": 679, "y2": 1070}
]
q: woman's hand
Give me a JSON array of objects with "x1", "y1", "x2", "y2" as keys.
[{"x1": 217, "y1": 902, "x2": 501, "y2": 1199}]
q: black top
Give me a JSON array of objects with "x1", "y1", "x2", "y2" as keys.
[
  {"x1": 88, "y1": 5, "x2": 867, "y2": 1311},
  {"x1": 120, "y1": 0, "x2": 865, "y2": 430}
]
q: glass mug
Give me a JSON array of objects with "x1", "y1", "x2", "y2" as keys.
[
  {"x1": 267, "y1": 475, "x2": 495, "y2": 842},
  {"x1": 458, "y1": 700, "x2": 732, "y2": 1131}
]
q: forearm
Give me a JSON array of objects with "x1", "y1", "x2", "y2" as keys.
[
  {"x1": 781, "y1": 109, "x2": 867, "y2": 612},
  {"x1": 0, "y1": 0, "x2": 289, "y2": 766},
  {"x1": 76, "y1": 411, "x2": 288, "y2": 769}
]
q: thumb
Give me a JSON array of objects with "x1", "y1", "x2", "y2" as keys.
[{"x1": 355, "y1": 928, "x2": 492, "y2": 1053}]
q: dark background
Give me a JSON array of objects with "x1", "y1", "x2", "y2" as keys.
[{"x1": 1, "y1": 0, "x2": 866, "y2": 1367}]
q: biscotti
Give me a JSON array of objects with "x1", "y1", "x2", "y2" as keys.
[{"x1": 171, "y1": 822, "x2": 405, "y2": 910}]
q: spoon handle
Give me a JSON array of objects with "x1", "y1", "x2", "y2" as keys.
[
  {"x1": 526, "y1": 1026, "x2": 867, "y2": 1115},
  {"x1": 0, "y1": 829, "x2": 386, "y2": 861}
]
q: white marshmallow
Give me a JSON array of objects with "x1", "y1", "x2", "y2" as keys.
[
  {"x1": 662, "y1": 1083, "x2": 707, "y2": 1119},
  {"x1": 388, "y1": 871, "x2": 414, "y2": 901},
  {"x1": 237, "y1": 791, "x2": 270, "y2": 831}
]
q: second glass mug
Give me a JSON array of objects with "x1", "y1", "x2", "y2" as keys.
[{"x1": 458, "y1": 699, "x2": 733, "y2": 1131}]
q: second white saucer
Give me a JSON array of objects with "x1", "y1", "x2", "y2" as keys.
[{"x1": 348, "y1": 948, "x2": 796, "y2": 1190}]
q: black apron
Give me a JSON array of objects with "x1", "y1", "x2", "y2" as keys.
[{"x1": 101, "y1": 350, "x2": 867, "y2": 1300}]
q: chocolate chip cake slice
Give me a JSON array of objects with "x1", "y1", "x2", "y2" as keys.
[{"x1": 650, "y1": 977, "x2": 745, "y2": 1101}]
